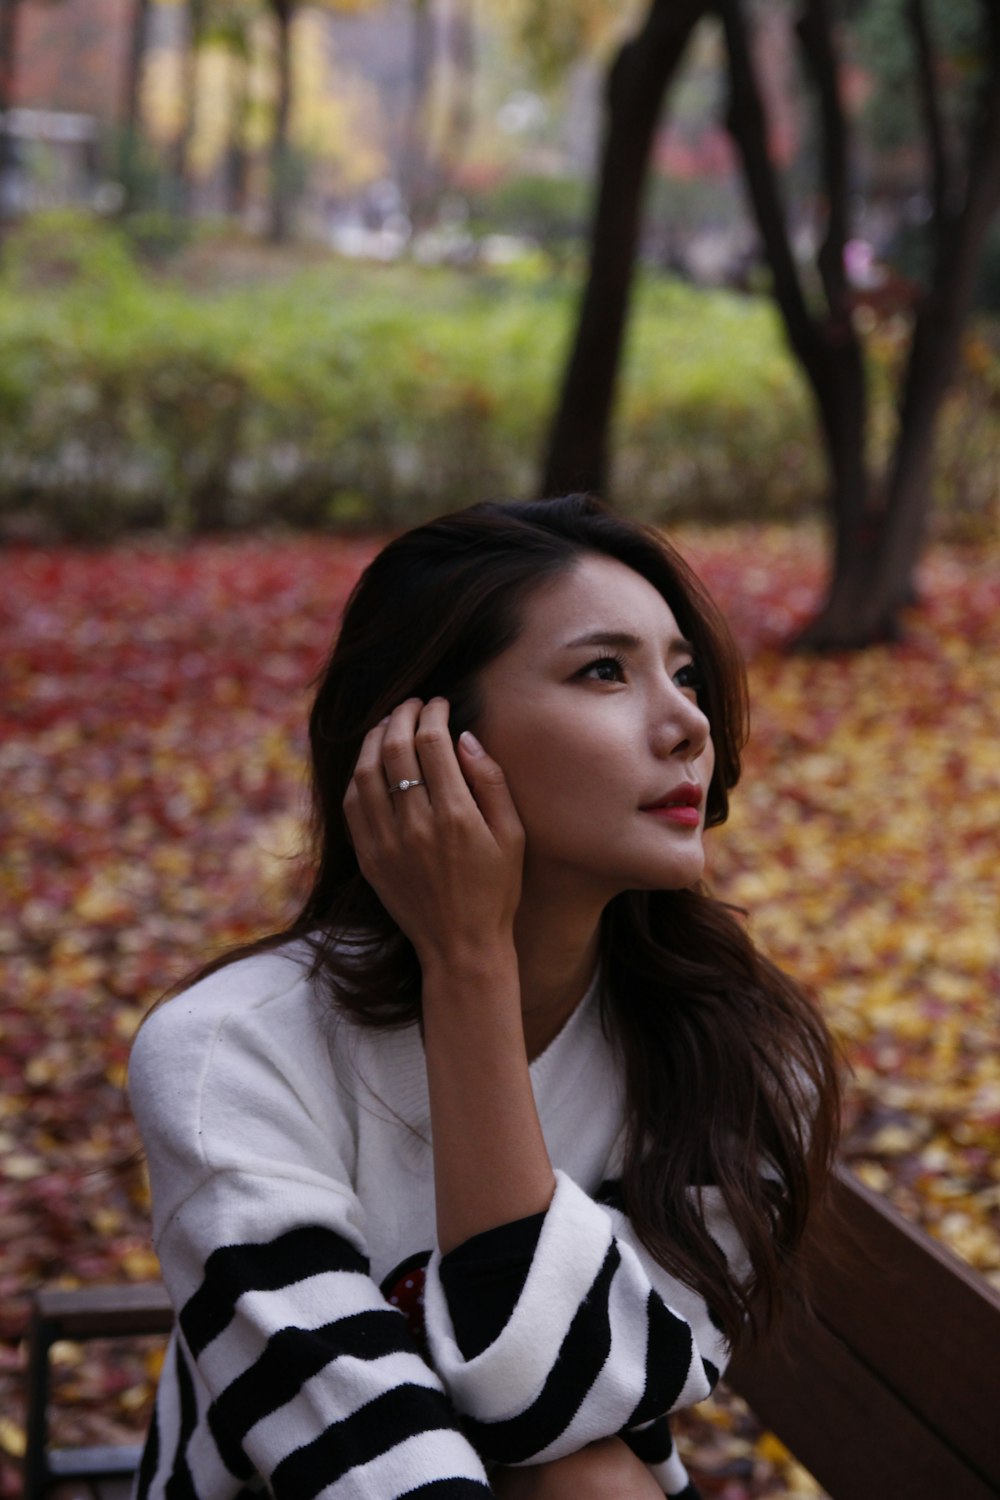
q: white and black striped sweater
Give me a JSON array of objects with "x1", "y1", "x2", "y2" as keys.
[{"x1": 129, "y1": 946, "x2": 750, "y2": 1499}]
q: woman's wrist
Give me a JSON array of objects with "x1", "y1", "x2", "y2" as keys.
[
  {"x1": 416, "y1": 937, "x2": 520, "y2": 997},
  {"x1": 419, "y1": 941, "x2": 556, "y2": 1251}
]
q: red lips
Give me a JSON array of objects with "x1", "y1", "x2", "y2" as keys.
[{"x1": 642, "y1": 783, "x2": 703, "y2": 811}]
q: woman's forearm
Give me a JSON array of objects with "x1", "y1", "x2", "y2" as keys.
[{"x1": 421, "y1": 943, "x2": 556, "y2": 1254}]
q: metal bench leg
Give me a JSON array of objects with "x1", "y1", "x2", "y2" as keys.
[{"x1": 23, "y1": 1302, "x2": 56, "y2": 1500}]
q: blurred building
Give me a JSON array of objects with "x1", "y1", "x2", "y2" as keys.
[
  {"x1": 2, "y1": 0, "x2": 142, "y2": 211},
  {"x1": 12, "y1": 0, "x2": 134, "y2": 120}
]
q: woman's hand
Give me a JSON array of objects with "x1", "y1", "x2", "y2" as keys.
[
  {"x1": 347, "y1": 698, "x2": 550, "y2": 1251},
  {"x1": 492, "y1": 1439, "x2": 666, "y2": 1499},
  {"x1": 343, "y1": 697, "x2": 525, "y2": 971}
]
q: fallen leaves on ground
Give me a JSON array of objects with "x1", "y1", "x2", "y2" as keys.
[{"x1": 1, "y1": 525, "x2": 997, "y2": 1499}]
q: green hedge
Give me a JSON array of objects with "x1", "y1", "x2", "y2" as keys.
[{"x1": 0, "y1": 213, "x2": 994, "y2": 538}]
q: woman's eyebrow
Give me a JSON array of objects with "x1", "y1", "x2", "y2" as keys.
[{"x1": 561, "y1": 629, "x2": 694, "y2": 654}]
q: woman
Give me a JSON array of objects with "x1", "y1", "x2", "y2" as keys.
[{"x1": 130, "y1": 495, "x2": 841, "y2": 1500}]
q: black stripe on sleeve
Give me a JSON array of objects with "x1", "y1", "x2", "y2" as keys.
[
  {"x1": 459, "y1": 1242, "x2": 621, "y2": 1464},
  {"x1": 623, "y1": 1414, "x2": 675, "y2": 1464},
  {"x1": 438, "y1": 1212, "x2": 546, "y2": 1360},
  {"x1": 165, "y1": 1340, "x2": 199, "y2": 1500},
  {"x1": 626, "y1": 1289, "x2": 695, "y2": 1428},
  {"x1": 180, "y1": 1224, "x2": 368, "y2": 1357},
  {"x1": 269, "y1": 1382, "x2": 473, "y2": 1500},
  {"x1": 134, "y1": 1400, "x2": 160, "y2": 1498},
  {"x1": 207, "y1": 1307, "x2": 422, "y2": 1475},
  {"x1": 398, "y1": 1483, "x2": 494, "y2": 1498},
  {"x1": 594, "y1": 1178, "x2": 626, "y2": 1212}
]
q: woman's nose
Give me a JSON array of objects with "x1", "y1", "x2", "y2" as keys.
[{"x1": 653, "y1": 686, "x2": 711, "y2": 760}]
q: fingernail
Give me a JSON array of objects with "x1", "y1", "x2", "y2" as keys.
[
  {"x1": 459, "y1": 730, "x2": 483, "y2": 756},
  {"x1": 379, "y1": 715, "x2": 390, "y2": 725}
]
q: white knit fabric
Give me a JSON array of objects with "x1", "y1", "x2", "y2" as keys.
[{"x1": 129, "y1": 944, "x2": 738, "y2": 1499}]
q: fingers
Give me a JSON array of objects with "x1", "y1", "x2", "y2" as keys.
[
  {"x1": 411, "y1": 698, "x2": 474, "y2": 812},
  {"x1": 346, "y1": 700, "x2": 443, "y2": 848},
  {"x1": 343, "y1": 715, "x2": 390, "y2": 861},
  {"x1": 380, "y1": 698, "x2": 426, "y2": 797},
  {"x1": 343, "y1": 698, "x2": 524, "y2": 953},
  {"x1": 346, "y1": 696, "x2": 520, "y2": 852},
  {"x1": 379, "y1": 697, "x2": 475, "y2": 815},
  {"x1": 457, "y1": 730, "x2": 524, "y2": 849}
]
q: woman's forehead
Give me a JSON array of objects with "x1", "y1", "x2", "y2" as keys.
[{"x1": 515, "y1": 552, "x2": 683, "y2": 645}]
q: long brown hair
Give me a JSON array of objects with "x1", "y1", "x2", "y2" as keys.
[{"x1": 189, "y1": 495, "x2": 841, "y2": 1351}]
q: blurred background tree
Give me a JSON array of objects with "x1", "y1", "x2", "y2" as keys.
[
  {"x1": 0, "y1": 0, "x2": 68, "y2": 232},
  {"x1": 0, "y1": 0, "x2": 24, "y2": 229},
  {"x1": 545, "y1": 0, "x2": 1000, "y2": 646},
  {"x1": 0, "y1": 0, "x2": 997, "y2": 647},
  {"x1": 120, "y1": 0, "x2": 153, "y2": 209}
]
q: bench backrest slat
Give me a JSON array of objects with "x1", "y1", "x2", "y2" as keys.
[
  {"x1": 728, "y1": 1166, "x2": 1000, "y2": 1500},
  {"x1": 730, "y1": 1283, "x2": 998, "y2": 1500},
  {"x1": 820, "y1": 1167, "x2": 1000, "y2": 1483},
  {"x1": 33, "y1": 1284, "x2": 173, "y2": 1340}
]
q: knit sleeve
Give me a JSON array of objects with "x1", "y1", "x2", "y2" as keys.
[
  {"x1": 422, "y1": 1169, "x2": 741, "y2": 1477},
  {"x1": 129, "y1": 981, "x2": 493, "y2": 1500},
  {"x1": 438, "y1": 1212, "x2": 546, "y2": 1359}
]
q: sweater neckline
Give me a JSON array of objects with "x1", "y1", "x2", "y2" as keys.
[
  {"x1": 527, "y1": 968, "x2": 603, "y2": 1114},
  {"x1": 376, "y1": 968, "x2": 604, "y2": 1138}
]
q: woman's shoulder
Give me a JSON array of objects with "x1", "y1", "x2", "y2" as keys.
[
  {"x1": 140, "y1": 939, "x2": 314, "y2": 1029},
  {"x1": 128, "y1": 942, "x2": 326, "y2": 1103}
]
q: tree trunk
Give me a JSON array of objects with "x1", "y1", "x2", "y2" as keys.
[
  {"x1": 173, "y1": 0, "x2": 207, "y2": 214},
  {"x1": 402, "y1": 0, "x2": 436, "y2": 231},
  {"x1": 121, "y1": 0, "x2": 152, "y2": 210},
  {"x1": 720, "y1": 0, "x2": 885, "y2": 647},
  {"x1": 225, "y1": 45, "x2": 251, "y2": 220},
  {"x1": 543, "y1": 0, "x2": 710, "y2": 499},
  {"x1": 873, "y1": 5, "x2": 1000, "y2": 601},
  {"x1": 438, "y1": 0, "x2": 475, "y2": 185},
  {"x1": 268, "y1": 0, "x2": 294, "y2": 243},
  {"x1": 0, "y1": 0, "x2": 23, "y2": 232},
  {"x1": 799, "y1": 0, "x2": 1000, "y2": 648}
]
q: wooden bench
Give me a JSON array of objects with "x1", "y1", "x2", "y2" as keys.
[
  {"x1": 22, "y1": 1284, "x2": 173, "y2": 1500},
  {"x1": 726, "y1": 1165, "x2": 1000, "y2": 1500},
  {"x1": 21, "y1": 1165, "x2": 1000, "y2": 1500}
]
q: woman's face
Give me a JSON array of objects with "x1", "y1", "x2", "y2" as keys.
[{"x1": 473, "y1": 552, "x2": 716, "y2": 911}]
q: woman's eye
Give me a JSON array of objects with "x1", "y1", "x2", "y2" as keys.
[
  {"x1": 581, "y1": 654, "x2": 627, "y2": 683},
  {"x1": 674, "y1": 661, "x2": 702, "y2": 693}
]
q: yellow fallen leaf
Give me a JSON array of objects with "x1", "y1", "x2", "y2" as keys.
[
  {"x1": 91, "y1": 1208, "x2": 124, "y2": 1236},
  {"x1": 786, "y1": 1457, "x2": 825, "y2": 1495},
  {"x1": 755, "y1": 1430, "x2": 792, "y2": 1465},
  {"x1": 24, "y1": 1057, "x2": 57, "y2": 1086},
  {"x1": 0, "y1": 1417, "x2": 26, "y2": 1459},
  {"x1": 119, "y1": 1384, "x2": 152, "y2": 1413},
  {"x1": 121, "y1": 1246, "x2": 161, "y2": 1280},
  {"x1": 3, "y1": 1153, "x2": 45, "y2": 1181},
  {"x1": 868, "y1": 1124, "x2": 923, "y2": 1155},
  {"x1": 50, "y1": 1340, "x2": 84, "y2": 1367},
  {"x1": 114, "y1": 1006, "x2": 145, "y2": 1040}
]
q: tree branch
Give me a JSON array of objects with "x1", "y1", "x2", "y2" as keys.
[
  {"x1": 907, "y1": 0, "x2": 954, "y2": 249},
  {"x1": 877, "y1": 0, "x2": 1000, "y2": 598},
  {"x1": 796, "y1": 0, "x2": 851, "y2": 327},
  {"x1": 543, "y1": 0, "x2": 709, "y2": 497},
  {"x1": 718, "y1": 0, "x2": 820, "y2": 374}
]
